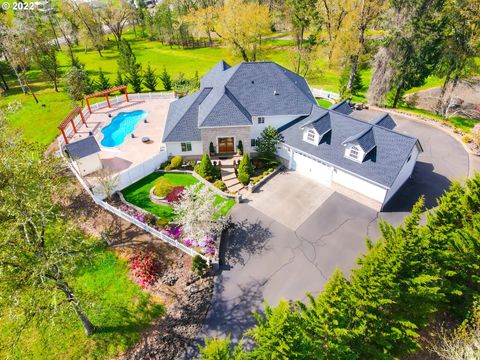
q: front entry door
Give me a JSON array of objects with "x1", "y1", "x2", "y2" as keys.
[{"x1": 218, "y1": 137, "x2": 234, "y2": 153}]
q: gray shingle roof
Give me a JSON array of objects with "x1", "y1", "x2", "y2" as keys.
[
  {"x1": 163, "y1": 61, "x2": 317, "y2": 140},
  {"x1": 280, "y1": 106, "x2": 420, "y2": 187},
  {"x1": 329, "y1": 100, "x2": 353, "y2": 115},
  {"x1": 370, "y1": 113, "x2": 397, "y2": 130},
  {"x1": 342, "y1": 126, "x2": 376, "y2": 153},
  {"x1": 300, "y1": 106, "x2": 332, "y2": 136},
  {"x1": 162, "y1": 88, "x2": 212, "y2": 142},
  {"x1": 65, "y1": 136, "x2": 100, "y2": 159},
  {"x1": 198, "y1": 87, "x2": 252, "y2": 127}
]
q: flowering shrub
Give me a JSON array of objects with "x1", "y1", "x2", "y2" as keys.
[
  {"x1": 165, "y1": 226, "x2": 182, "y2": 239},
  {"x1": 129, "y1": 249, "x2": 162, "y2": 289},
  {"x1": 166, "y1": 186, "x2": 185, "y2": 203}
]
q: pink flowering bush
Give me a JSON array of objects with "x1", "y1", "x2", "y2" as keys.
[
  {"x1": 166, "y1": 186, "x2": 185, "y2": 203},
  {"x1": 129, "y1": 249, "x2": 162, "y2": 289}
]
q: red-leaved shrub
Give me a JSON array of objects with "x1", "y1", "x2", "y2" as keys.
[
  {"x1": 166, "y1": 186, "x2": 185, "y2": 203},
  {"x1": 129, "y1": 249, "x2": 161, "y2": 289}
]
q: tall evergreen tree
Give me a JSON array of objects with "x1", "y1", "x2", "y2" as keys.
[
  {"x1": 96, "y1": 68, "x2": 111, "y2": 91},
  {"x1": 237, "y1": 153, "x2": 253, "y2": 185},
  {"x1": 159, "y1": 66, "x2": 172, "y2": 91},
  {"x1": 115, "y1": 70, "x2": 124, "y2": 87},
  {"x1": 126, "y1": 64, "x2": 143, "y2": 93},
  {"x1": 143, "y1": 64, "x2": 158, "y2": 91},
  {"x1": 117, "y1": 39, "x2": 137, "y2": 74}
]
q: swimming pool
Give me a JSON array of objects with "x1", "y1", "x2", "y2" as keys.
[{"x1": 101, "y1": 110, "x2": 148, "y2": 147}]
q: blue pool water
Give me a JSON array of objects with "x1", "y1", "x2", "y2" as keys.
[{"x1": 101, "y1": 110, "x2": 148, "y2": 147}]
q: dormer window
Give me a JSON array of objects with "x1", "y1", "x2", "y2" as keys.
[
  {"x1": 349, "y1": 146, "x2": 360, "y2": 160},
  {"x1": 307, "y1": 129, "x2": 315, "y2": 142}
]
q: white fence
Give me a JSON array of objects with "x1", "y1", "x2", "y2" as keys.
[
  {"x1": 310, "y1": 87, "x2": 340, "y2": 101},
  {"x1": 92, "y1": 152, "x2": 168, "y2": 199},
  {"x1": 59, "y1": 149, "x2": 213, "y2": 264}
]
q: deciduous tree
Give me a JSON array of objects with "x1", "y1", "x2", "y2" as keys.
[{"x1": 172, "y1": 183, "x2": 227, "y2": 241}]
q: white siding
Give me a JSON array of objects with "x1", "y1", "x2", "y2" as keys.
[
  {"x1": 302, "y1": 126, "x2": 320, "y2": 145},
  {"x1": 291, "y1": 151, "x2": 333, "y2": 186},
  {"x1": 166, "y1": 141, "x2": 203, "y2": 156},
  {"x1": 251, "y1": 114, "x2": 304, "y2": 139},
  {"x1": 384, "y1": 144, "x2": 420, "y2": 204},
  {"x1": 331, "y1": 169, "x2": 387, "y2": 203},
  {"x1": 75, "y1": 154, "x2": 103, "y2": 176}
]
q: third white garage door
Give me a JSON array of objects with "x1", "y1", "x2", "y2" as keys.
[{"x1": 291, "y1": 152, "x2": 333, "y2": 186}]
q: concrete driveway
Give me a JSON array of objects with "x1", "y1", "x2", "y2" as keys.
[
  {"x1": 182, "y1": 110, "x2": 475, "y2": 357},
  {"x1": 244, "y1": 171, "x2": 334, "y2": 230}
]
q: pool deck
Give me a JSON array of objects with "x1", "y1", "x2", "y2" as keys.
[{"x1": 68, "y1": 97, "x2": 174, "y2": 179}]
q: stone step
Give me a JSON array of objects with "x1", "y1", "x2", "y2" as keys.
[{"x1": 228, "y1": 182, "x2": 244, "y2": 192}]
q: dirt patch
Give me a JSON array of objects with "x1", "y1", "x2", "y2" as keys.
[{"x1": 62, "y1": 177, "x2": 214, "y2": 360}]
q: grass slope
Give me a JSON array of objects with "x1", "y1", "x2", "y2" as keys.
[
  {"x1": 122, "y1": 172, "x2": 235, "y2": 219},
  {"x1": 0, "y1": 250, "x2": 164, "y2": 359}
]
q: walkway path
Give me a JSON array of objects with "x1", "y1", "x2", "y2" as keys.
[{"x1": 220, "y1": 158, "x2": 244, "y2": 193}]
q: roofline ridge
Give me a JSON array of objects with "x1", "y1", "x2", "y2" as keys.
[{"x1": 329, "y1": 108, "x2": 419, "y2": 141}]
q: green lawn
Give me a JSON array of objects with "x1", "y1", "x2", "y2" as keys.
[
  {"x1": 121, "y1": 172, "x2": 236, "y2": 220},
  {"x1": 2, "y1": 29, "x2": 469, "y2": 146},
  {"x1": 398, "y1": 105, "x2": 479, "y2": 133},
  {"x1": 0, "y1": 249, "x2": 164, "y2": 359},
  {"x1": 316, "y1": 98, "x2": 334, "y2": 108}
]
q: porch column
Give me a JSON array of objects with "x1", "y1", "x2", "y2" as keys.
[
  {"x1": 288, "y1": 146, "x2": 294, "y2": 169},
  {"x1": 106, "y1": 94, "x2": 111, "y2": 108},
  {"x1": 124, "y1": 88, "x2": 129, "y2": 102},
  {"x1": 86, "y1": 98, "x2": 92, "y2": 114}
]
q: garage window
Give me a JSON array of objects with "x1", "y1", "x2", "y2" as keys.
[{"x1": 181, "y1": 142, "x2": 192, "y2": 152}]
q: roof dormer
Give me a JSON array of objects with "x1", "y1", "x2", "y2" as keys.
[
  {"x1": 303, "y1": 126, "x2": 320, "y2": 145},
  {"x1": 342, "y1": 127, "x2": 376, "y2": 163}
]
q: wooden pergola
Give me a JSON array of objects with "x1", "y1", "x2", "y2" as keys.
[
  {"x1": 85, "y1": 85, "x2": 129, "y2": 114},
  {"x1": 58, "y1": 106, "x2": 86, "y2": 144}
]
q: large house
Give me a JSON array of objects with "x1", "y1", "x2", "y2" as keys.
[{"x1": 162, "y1": 61, "x2": 423, "y2": 210}]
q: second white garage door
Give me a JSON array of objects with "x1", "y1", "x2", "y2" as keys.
[{"x1": 291, "y1": 152, "x2": 333, "y2": 186}]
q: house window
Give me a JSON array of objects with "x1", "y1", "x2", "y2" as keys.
[
  {"x1": 349, "y1": 146, "x2": 359, "y2": 160},
  {"x1": 181, "y1": 142, "x2": 192, "y2": 152},
  {"x1": 258, "y1": 117, "x2": 265, "y2": 124},
  {"x1": 251, "y1": 138, "x2": 256, "y2": 146},
  {"x1": 307, "y1": 129, "x2": 315, "y2": 142}
]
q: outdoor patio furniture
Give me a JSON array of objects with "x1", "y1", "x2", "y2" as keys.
[{"x1": 142, "y1": 137, "x2": 151, "y2": 143}]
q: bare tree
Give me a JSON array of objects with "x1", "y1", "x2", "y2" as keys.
[
  {"x1": 99, "y1": 0, "x2": 134, "y2": 47},
  {"x1": 95, "y1": 166, "x2": 120, "y2": 200}
]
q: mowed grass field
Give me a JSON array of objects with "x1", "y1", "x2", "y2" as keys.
[
  {"x1": 0, "y1": 249, "x2": 165, "y2": 359},
  {"x1": 1, "y1": 31, "x2": 368, "y2": 145},
  {"x1": 2, "y1": 29, "x2": 454, "y2": 146}
]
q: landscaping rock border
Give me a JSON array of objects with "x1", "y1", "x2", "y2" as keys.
[{"x1": 247, "y1": 165, "x2": 284, "y2": 193}]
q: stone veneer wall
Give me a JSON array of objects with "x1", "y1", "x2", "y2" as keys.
[{"x1": 200, "y1": 126, "x2": 252, "y2": 154}]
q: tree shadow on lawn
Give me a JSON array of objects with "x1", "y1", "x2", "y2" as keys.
[{"x1": 219, "y1": 219, "x2": 272, "y2": 268}]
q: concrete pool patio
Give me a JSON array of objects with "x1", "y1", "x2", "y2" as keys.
[{"x1": 66, "y1": 95, "x2": 175, "y2": 177}]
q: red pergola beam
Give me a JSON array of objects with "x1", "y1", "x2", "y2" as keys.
[
  {"x1": 84, "y1": 85, "x2": 128, "y2": 113},
  {"x1": 58, "y1": 106, "x2": 86, "y2": 144}
]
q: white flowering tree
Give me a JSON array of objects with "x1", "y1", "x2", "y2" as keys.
[{"x1": 173, "y1": 183, "x2": 227, "y2": 241}]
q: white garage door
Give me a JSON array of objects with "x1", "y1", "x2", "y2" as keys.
[{"x1": 291, "y1": 152, "x2": 333, "y2": 186}]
